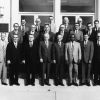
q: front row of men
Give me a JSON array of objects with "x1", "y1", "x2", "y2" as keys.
[{"x1": 0, "y1": 31, "x2": 99, "y2": 86}]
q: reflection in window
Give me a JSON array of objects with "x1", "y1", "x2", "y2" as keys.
[
  {"x1": 19, "y1": 0, "x2": 53, "y2": 12},
  {"x1": 61, "y1": 0, "x2": 95, "y2": 13}
]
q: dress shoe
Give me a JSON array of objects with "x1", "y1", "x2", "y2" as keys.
[
  {"x1": 40, "y1": 82, "x2": 44, "y2": 86},
  {"x1": 86, "y1": 82, "x2": 91, "y2": 86},
  {"x1": 15, "y1": 82, "x2": 20, "y2": 86},
  {"x1": 25, "y1": 83, "x2": 30, "y2": 86},
  {"x1": 79, "y1": 83, "x2": 86, "y2": 86},
  {"x1": 40, "y1": 83, "x2": 44, "y2": 86},
  {"x1": 9, "y1": 83, "x2": 14, "y2": 86},
  {"x1": 54, "y1": 81, "x2": 58, "y2": 86},
  {"x1": 59, "y1": 82, "x2": 64, "y2": 86},
  {"x1": 45, "y1": 81, "x2": 51, "y2": 86},
  {"x1": 2, "y1": 83, "x2": 8, "y2": 85},
  {"x1": 73, "y1": 82, "x2": 78, "y2": 86},
  {"x1": 67, "y1": 83, "x2": 72, "y2": 86},
  {"x1": 31, "y1": 83, "x2": 35, "y2": 86}
]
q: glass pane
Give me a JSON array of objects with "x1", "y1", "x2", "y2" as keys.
[
  {"x1": 19, "y1": 0, "x2": 53, "y2": 12},
  {"x1": 21, "y1": 16, "x2": 34, "y2": 27},
  {"x1": 61, "y1": 0, "x2": 95, "y2": 13},
  {"x1": 62, "y1": 16, "x2": 75, "y2": 25},
  {"x1": 38, "y1": 16, "x2": 50, "y2": 26},
  {"x1": 80, "y1": 16, "x2": 93, "y2": 26}
]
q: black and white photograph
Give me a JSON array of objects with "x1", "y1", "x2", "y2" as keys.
[{"x1": 0, "y1": 0, "x2": 100, "y2": 100}]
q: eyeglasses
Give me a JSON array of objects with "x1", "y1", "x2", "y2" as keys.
[{"x1": 15, "y1": 26, "x2": 19, "y2": 27}]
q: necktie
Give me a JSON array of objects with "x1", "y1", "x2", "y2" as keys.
[
  {"x1": 14, "y1": 42, "x2": 17, "y2": 48},
  {"x1": 29, "y1": 42, "x2": 33, "y2": 47},
  {"x1": 72, "y1": 42, "x2": 74, "y2": 59},
  {"x1": 75, "y1": 30, "x2": 78, "y2": 34},
  {"x1": 45, "y1": 41, "x2": 48, "y2": 48},
  {"x1": 58, "y1": 42, "x2": 61, "y2": 47}
]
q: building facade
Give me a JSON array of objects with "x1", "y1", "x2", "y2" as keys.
[{"x1": 0, "y1": 0, "x2": 100, "y2": 32}]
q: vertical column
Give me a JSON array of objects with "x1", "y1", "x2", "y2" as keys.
[
  {"x1": 54, "y1": 0, "x2": 61, "y2": 32},
  {"x1": 11, "y1": 0, "x2": 20, "y2": 30},
  {"x1": 95, "y1": 0, "x2": 100, "y2": 22}
]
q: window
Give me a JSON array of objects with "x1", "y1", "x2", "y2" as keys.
[
  {"x1": 61, "y1": 0, "x2": 95, "y2": 13},
  {"x1": 19, "y1": 0, "x2": 53, "y2": 12}
]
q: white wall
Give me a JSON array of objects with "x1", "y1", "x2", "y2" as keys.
[{"x1": 0, "y1": 0, "x2": 10, "y2": 32}]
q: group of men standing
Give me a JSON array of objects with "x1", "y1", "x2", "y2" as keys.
[{"x1": 0, "y1": 16, "x2": 100, "y2": 87}]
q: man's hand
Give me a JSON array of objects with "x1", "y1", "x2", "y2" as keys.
[
  {"x1": 88, "y1": 60, "x2": 92, "y2": 64},
  {"x1": 53, "y1": 60, "x2": 56, "y2": 64},
  {"x1": 40, "y1": 58, "x2": 43, "y2": 63},
  {"x1": 7, "y1": 60, "x2": 11, "y2": 64},
  {"x1": 22, "y1": 60, "x2": 25, "y2": 64}
]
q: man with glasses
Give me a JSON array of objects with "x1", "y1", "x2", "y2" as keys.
[
  {"x1": 55, "y1": 24, "x2": 70, "y2": 43},
  {"x1": 70, "y1": 23, "x2": 83, "y2": 43},
  {"x1": 8, "y1": 23, "x2": 23, "y2": 44},
  {"x1": 49, "y1": 16, "x2": 56, "y2": 34},
  {"x1": 86, "y1": 22, "x2": 93, "y2": 41},
  {"x1": 6, "y1": 34, "x2": 23, "y2": 86},
  {"x1": 19, "y1": 19, "x2": 29, "y2": 37},
  {"x1": 93, "y1": 32, "x2": 100, "y2": 85}
]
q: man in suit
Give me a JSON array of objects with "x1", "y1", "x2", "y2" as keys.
[
  {"x1": 8, "y1": 23, "x2": 23, "y2": 44},
  {"x1": 70, "y1": 23, "x2": 83, "y2": 43},
  {"x1": 39, "y1": 33, "x2": 53, "y2": 86},
  {"x1": 0, "y1": 33, "x2": 8, "y2": 85},
  {"x1": 23, "y1": 34, "x2": 37, "y2": 86},
  {"x1": 93, "y1": 32, "x2": 100, "y2": 85},
  {"x1": 19, "y1": 19, "x2": 29, "y2": 36},
  {"x1": 35, "y1": 18, "x2": 44, "y2": 34},
  {"x1": 23, "y1": 24, "x2": 38, "y2": 45},
  {"x1": 55, "y1": 24, "x2": 70, "y2": 43},
  {"x1": 49, "y1": 16, "x2": 56, "y2": 34},
  {"x1": 41, "y1": 23, "x2": 55, "y2": 42},
  {"x1": 65, "y1": 34, "x2": 81, "y2": 86},
  {"x1": 63, "y1": 17, "x2": 73, "y2": 33},
  {"x1": 92, "y1": 20, "x2": 100, "y2": 44},
  {"x1": 86, "y1": 22, "x2": 94, "y2": 41},
  {"x1": 6, "y1": 34, "x2": 23, "y2": 86},
  {"x1": 53, "y1": 34, "x2": 65, "y2": 86},
  {"x1": 81, "y1": 34, "x2": 94, "y2": 86},
  {"x1": 77, "y1": 17, "x2": 87, "y2": 34}
]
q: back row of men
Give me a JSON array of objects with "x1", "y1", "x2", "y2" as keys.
[{"x1": 0, "y1": 16, "x2": 100, "y2": 86}]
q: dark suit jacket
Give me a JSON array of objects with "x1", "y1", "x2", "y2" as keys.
[
  {"x1": 64, "y1": 24, "x2": 73, "y2": 33},
  {"x1": 18, "y1": 25, "x2": 29, "y2": 36},
  {"x1": 22, "y1": 31, "x2": 38, "y2": 45},
  {"x1": 81, "y1": 41, "x2": 94, "y2": 63},
  {"x1": 41, "y1": 32, "x2": 55, "y2": 42},
  {"x1": 55, "y1": 31, "x2": 70, "y2": 43},
  {"x1": 6, "y1": 42, "x2": 22, "y2": 64},
  {"x1": 39, "y1": 41, "x2": 53, "y2": 63},
  {"x1": 53, "y1": 42, "x2": 65, "y2": 63},
  {"x1": 93, "y1": 42, "x2": 100, "y2": 63},
  {"x1": 23, "y1": 42, "x2": 37, "y2": 64},
  {"x1": 79, "y1": 25, "x2": 87, "y2": 34},
  {"x1": 35, "y1": 26, "x2": 44, "y2": 33},
  {"x1": 90, "y1": 27, "x2": 100, "y2": 44},
  {"x1": 70, "y1": 30, "x2": 83, "y2": 43},
  {"x1": 8, "y1": 31, "x2": 23, "y2": 44}
]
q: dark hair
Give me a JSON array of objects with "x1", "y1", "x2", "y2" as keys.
[
  {"x1": 75, "y1": 23, "x2": 79, "y2": 25},
  {"x1": 84, "y1": 33, "x2": 89, "y2": 36},
  {"x1": 13, "y1": 23, "x2": 19, "y2": 27},
  {"x1": 94, "y1": 20, "x2": 99, "y2": 23},
  {"x1": 87, "y1": 22, "x2": 92, "y2": 25}
]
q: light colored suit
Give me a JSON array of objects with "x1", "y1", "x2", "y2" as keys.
[
  {"x1": 65, "y1": 41, "x2": 81, "y2": 63},
  {"x1": 0, "y1": 40, "x2": 8, "y2": 83},
  {"x1": 65, "y1": 41, "x2": 81, "y2": 83}
]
